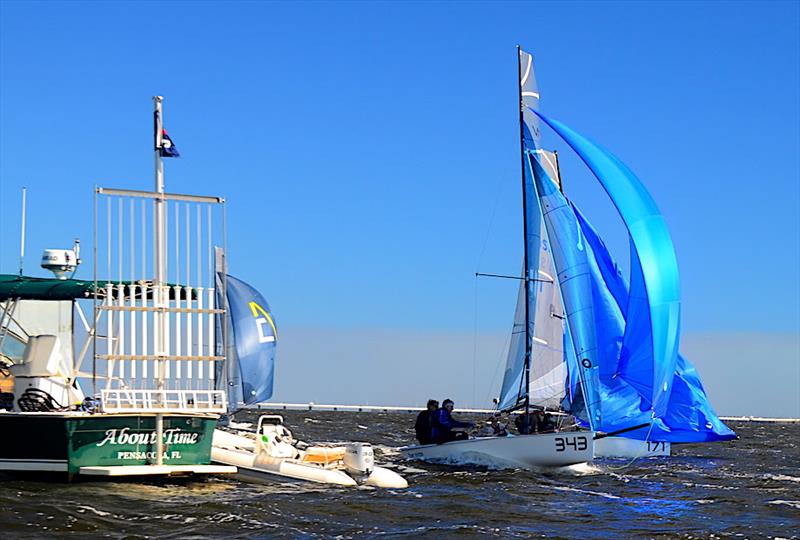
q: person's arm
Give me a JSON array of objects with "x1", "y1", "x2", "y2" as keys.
[
  {"x1": 449, "y1": 414, "x2": 474, "y2": 429},
  {"x1": 436, "y1": 411, "x2": 457, "y2": 430}
]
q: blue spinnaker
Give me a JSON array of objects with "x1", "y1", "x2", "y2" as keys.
[
  {"x1": 220, "y1": 274, "x2": 277, "y2": 406},
  {"x1": 530, "y1": 109, "x2": 681, "y2": 418},
  {"x1": 573, "y1": 207, "x2": 735, "y2": 442},
  {"x1": 513, "y1": 50, "x2": 731, "y2": 441},
  {"x1": 595, "y1": 352, "x2": 736, "y2": 442}
]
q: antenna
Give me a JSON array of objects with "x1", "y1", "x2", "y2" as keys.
[{"x1": 19, "y1": 187, "x2": 27, "y2": 276}]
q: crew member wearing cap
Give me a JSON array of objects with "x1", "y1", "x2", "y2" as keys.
[{"x1": 432, "y1": 399, "x2": 474, "y2": 444}]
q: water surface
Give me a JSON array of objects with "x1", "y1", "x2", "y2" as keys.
[{"x1": 1, "y1": 412, "x2": 797, "y2": 539}]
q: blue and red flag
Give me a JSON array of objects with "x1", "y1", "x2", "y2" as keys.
[{"x1": 160, "y1": 129, "x2": 180, "y2": 158}]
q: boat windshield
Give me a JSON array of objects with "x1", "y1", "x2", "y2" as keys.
[{"x1": 0, "y1": 330, "x2": 26, "y2": 365}]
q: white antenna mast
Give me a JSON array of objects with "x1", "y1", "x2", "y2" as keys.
[{"x1": 19, "y1": 187, "x2": 27, "y2": 276}]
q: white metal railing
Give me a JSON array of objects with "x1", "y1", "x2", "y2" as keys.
[
  {"x1": 93, "y1": 190, "x2": 226, "y2": 402},
  {"x1": 101, "y1": 389, "x2": 226, "y2": 413}
]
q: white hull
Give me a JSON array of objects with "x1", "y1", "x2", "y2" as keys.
[
  {"x1": 211, "y1": 429, "x2": 407, "y2": 488},
  {"x1": 400, "y1": 431, "x2": 594, "y2": 469},
  {"x1": 594, "y1": 437, "x2": 670, "y2": 459}
]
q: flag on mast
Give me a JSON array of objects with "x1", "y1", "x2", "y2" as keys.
[
  {"x1": 159, "y1": 129, "x2": 180, "y2": 158},
  {"x1": 154, "y1": 106, "x2": 181, "y2": 158}
]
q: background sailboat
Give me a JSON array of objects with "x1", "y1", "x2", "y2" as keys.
[
  {"x1": 216, "y1": 271, "x2": 277, "y2": 415},
  {"x1": 211, "y1": 271, "x2": 407, "y2": 487}
]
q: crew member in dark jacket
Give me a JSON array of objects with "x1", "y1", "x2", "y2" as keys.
[
  {"x1": 515, "y1": 411, "x2": 533, "y2": 434},
  {"x1": 432, "y1": 399, "x2": 474, "y2": 444},
  {"x1": 515, "y1": 409, "x2": 556, "y2": 434},
  {"x1": 414, "y1": 399, "x2": 438, "y2": 444}
]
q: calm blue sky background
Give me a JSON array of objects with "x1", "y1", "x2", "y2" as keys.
[{"x1": 1, "y1": 1, "x2": 798, "y2": 415}]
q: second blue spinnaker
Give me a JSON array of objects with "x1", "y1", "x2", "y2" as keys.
[{"x1": 218, "y1": 273, "x2": 277, "y2": 407}]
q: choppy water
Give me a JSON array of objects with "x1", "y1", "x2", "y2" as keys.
[{"x1": 1, "y1": 411, "x2": 798, "y2": 539}]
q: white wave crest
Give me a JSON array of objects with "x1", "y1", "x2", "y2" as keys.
[
  {"x1": 767, "y1": 500, "x2": 800, "y2": 509},
  {"x1": 764, "y1": 474, "x2": 800, "y2": 483},
  {"x1": 548, "y1": 485, "x2": 621, "y2": 500}
]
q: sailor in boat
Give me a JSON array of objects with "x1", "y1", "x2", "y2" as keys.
[
  {"x1": 414, "y1": 399, "x2": 438, "y2": 445},
  {"x1": 537, "y1": 411, "x2": 557, "y2": 433},
  {"x1": 514, "y1": 411, "x2": 533, "y2": 434},
  {"x1": 432, "y1": 399, "x2": 474, "y2": 444},
  {"x1": 477, "y1": 414, "x2": 509, "y2": 437},
  {"x1": 515, "y1": 409, "x2": 557, "y2": 435}
]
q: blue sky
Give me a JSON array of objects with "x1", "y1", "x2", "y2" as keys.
[{"x1": 1, "y1": 1, "x2": 798, "y2": 415}]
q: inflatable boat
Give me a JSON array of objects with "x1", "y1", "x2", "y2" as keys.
[{"x1": 212, "y1": 415, "x2": 408, "y2": 488}]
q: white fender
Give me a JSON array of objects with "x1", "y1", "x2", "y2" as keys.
[{"x1": 364, "y1": 466, "x2": 408, "y2": 488}]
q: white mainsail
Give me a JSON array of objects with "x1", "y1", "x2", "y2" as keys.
[
  {"x1": 529, "y1": 152, "x2": 567, "y2": 409},
  {"x1": 529, "y1": 216, "x2": 567, "y2": 410}
]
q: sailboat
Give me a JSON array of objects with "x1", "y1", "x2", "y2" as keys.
[
  {"x1": 0, "y1": 97, "x2": 236, "y2": 479},
  {"x1": 514, "y1": 50, "x2": 736, "y2": 458},
  {"x1": 210, "y1": 274, "x2": 408, "y2": 488},
  {"x1": 398, "y1": 50, "x2": 598, "y2": 470},
  {"x1": 402, "y1": 47, "x2": 735, "y2": 466}
]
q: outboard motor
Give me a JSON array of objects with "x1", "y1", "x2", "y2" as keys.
[{"x1": 343, "y1": 443, "x2": 374, "y2": 483}]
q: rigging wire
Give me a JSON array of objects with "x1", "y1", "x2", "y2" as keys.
[
  {"x1": 605, "y1": 420, "x2": 657, "y2": 471},
  {"x1": 472, "y1": 274, "x2": 477, "y2": 409},
  {"x1": 474, "y1": 176, "x2": 505, "y2": 274},
  {"x1": 471, "y1": 174, "x2": 510, "y2": 410},
  {"x1": 484, "y1": 323, "x2": 514, "y2": 409}
]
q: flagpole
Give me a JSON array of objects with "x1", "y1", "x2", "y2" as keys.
[{"x1": 153, "y1": 95, "x2": 166, "y2": 466}]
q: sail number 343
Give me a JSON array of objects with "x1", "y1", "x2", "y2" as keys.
[{"x1": 554, "y1": 436, "x2": 589, "y2": 452}]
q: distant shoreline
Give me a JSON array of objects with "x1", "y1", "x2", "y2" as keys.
[{"x1": 254, "y1": 402, "x2": 800, "y2": 423}]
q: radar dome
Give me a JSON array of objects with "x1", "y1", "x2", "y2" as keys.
[{"x1": 41, "y1": 249, "x2": 78, "y2": 280}]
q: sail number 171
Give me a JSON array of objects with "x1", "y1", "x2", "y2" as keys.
[{"x1": 554, "y1": 436, "x2": 588, "y2": 452}]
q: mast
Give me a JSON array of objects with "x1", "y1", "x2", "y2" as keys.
[
  {"x1": 516, "y1": 46, "x2": 532, "y2": 419},
  {"x1": 554, "y1": 150, "x2": 563, "y2": 193},
  {"x1": 216, "y1": 246, "x2": 238, "y2": 417},
  {"x1": 153, "y1": 95, "x2": 166, "y2": 465}
]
